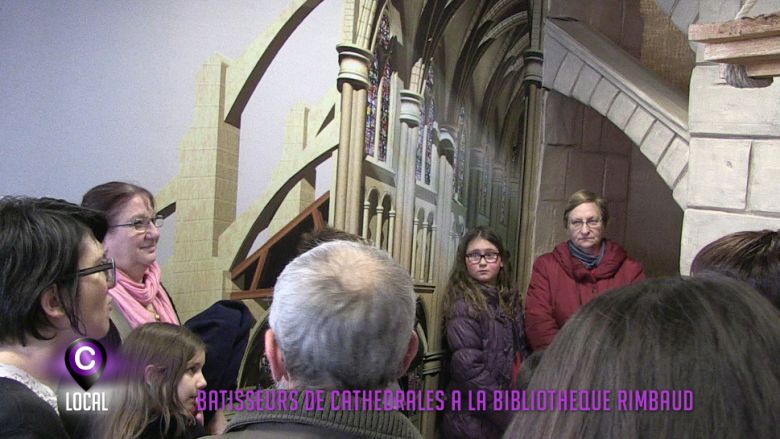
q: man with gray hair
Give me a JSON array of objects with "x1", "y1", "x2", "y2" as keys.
[{"x1": 212, "y1": 240, "x2": 422, "y2": 438}]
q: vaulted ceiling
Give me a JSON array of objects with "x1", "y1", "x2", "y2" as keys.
[{"x1": 392, "y1": 0, "x2": 533, "y2": 158}]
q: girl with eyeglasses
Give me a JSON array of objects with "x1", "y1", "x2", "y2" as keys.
[
  {"x1": 524, "y1": 189, "x2": 645, "y2": 352},
  {"x1": 441, "y1": 226, "x2": 529, "y2": 439}
]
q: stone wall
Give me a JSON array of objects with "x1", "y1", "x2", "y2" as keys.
[{"x1": 681, "y1": 0, "x2": 780, "y2": 274}]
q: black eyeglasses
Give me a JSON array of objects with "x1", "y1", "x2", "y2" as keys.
[
  {"x1": 77, "y1": 258, "x2": 116, "y2": 288},
  {"x1": 110, "y1": 215, "x2": 163, "y2": 232},
  {"x1": 465, "y1": 252, "x2": 500, "y2": 264}
]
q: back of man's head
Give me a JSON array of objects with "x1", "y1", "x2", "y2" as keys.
[{"x1": 268, "y1": 240, "x2": 416, "y2": 389}]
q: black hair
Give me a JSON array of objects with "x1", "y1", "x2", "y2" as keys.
[{"x1": 0, "y1": 196, "x2": 108, "y2": 344}]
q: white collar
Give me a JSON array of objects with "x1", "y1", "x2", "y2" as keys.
[{"x1": 0, "y1": 363, "x2": 59, "y2": 413}]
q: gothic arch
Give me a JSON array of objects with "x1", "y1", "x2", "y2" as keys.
[{"x1": 544, "y1": 18, "x2": 690, "y2": 207}]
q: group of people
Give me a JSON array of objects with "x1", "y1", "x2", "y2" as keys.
[
  {"x1": 440, "y1": 189, "x2": 780, "y2": 439},
  {"x1": 0, "y1": 184, "x2": 778, "y2": 439}
]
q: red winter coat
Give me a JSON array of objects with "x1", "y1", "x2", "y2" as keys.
[{"x1": 525, "y1": 240, "x2": 645, "y2": 351}]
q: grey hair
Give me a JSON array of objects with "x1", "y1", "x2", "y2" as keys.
[{"x1": 269, "y1": 240, "x2": 416, "y2": 390}]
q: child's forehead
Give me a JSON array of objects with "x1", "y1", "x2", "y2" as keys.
[
  {"x1": 466, "y1": 237, "x2": 498, "y2": 252},
  {"x1": 188, "y1": 349, "x2": 206, "y2": 363}
]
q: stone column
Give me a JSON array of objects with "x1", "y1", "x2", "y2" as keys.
[
  {"x1": 362, "y1": 199, "x2": 371, "y2": 240},
  {"x1": 435, "y1": 125, "x2": 457, "y2": 282},
  {"x1": 468, "y1": 148, "x2": 485, "y2": 226},
  {"x1": 335, "y1": 43, "x2": 372, "y2": 233},
  {"x1": 411, "y1": 217, "x2": 420, "y2": 279},
  {"x1": 375, "y1": 205, "x2": 384, "y2": 248},
  {"x1": 515, "y1": 0, "x2": 545, "y2": 291},
  {"x1": 393, "y1": 90, "x2": 423, "y2": 269}
]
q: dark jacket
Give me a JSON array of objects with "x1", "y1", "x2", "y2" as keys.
[
  {"x1": 204, "y1": 391, "x2": 422, "y2": 439},
  {"x1": 525, "y1": 240, "x2": 645, "y2": 351},
  {"x1": 442, "y1": 286, "x2": 528, "y2": 439},
  {"x1": 0, "y1": 378, "x2": 69, "y2": 439},
  {"x1": 138, "y1": 415, "x2": 206, "y2": 439}
]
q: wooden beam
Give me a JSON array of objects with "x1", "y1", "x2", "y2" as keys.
[
  {"x1": 689, "y1": 14, "x2": 780, "y2": 43},
  {"x1": 747, "y1": 61, "x2": 780, "y2": 77},
  {"x1": 249, "y1": 249, "x2": 268, "y2": 290},
  {"x1": 701, "y1": 35, "x2": 780, "y2": 64},
  {"x1": 230, "y1": 288, "x2": 274, "y2": 300}
]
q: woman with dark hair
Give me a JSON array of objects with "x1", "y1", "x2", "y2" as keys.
[
  {"x1": 505, "y1": 276, "x2": 780, "y2": 439},
  {"x1": 525, "y1": 189, "x2": 644, "y2": 351},
  {"x1": 0, "y1": 197, "x2": 113, "y2": 438},
  {"x1": 441, "y1": 226, "x2": 529, "y2": 439},
  {"x1": 691, "y1": 229, "x2": 780, "y2": 310}
]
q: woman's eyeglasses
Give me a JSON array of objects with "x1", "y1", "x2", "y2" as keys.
[
  {"x1": 110, "y1": 215, "x2": 163, "y2": 232},
  {"x1": 568, "y1": 218, "x2": 602, "y2": 230},
  {"x1": 76, "y1": 258, "x2": 116, "y2": 288},
  {"x1": 465, "y1": 252, "x2": 500, "y2": 264}
]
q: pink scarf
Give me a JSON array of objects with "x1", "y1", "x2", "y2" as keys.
[{"x1": 109, "y1": 262, "x2": 179, "y2": 328}]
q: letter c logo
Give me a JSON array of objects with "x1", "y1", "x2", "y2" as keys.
[{"x1": 75, "y1": 346, "x2": 96, "y2": 371}]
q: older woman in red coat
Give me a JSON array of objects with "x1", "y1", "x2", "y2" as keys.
[{"x1": 525, "y1": 190, "x2": 645, "y2": 351}]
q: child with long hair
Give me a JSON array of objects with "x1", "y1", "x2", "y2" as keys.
[
  {"x1": 101, "y1": 323, "x2": 207, "y2": 439},
  {"x1": 441, "y1": 226, "x2": 529, "y2": 439}
]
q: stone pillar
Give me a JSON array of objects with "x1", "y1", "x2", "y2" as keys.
[
  {"x1": 393, "y1": 90, "x2": 423, "y2": 269},
  {"x1": 468, "y1": 148, "x2": 485, "y2": 226},
  {"x1": 411, "y1": 217, "x2": 420, "y2": 279},
  {"x1": 362, "y1": 199, "x2": 371, "y2": 240},
  {"x1": 375, "y1": 205, "x2": 384, "y2": 248},
  {"x1": 388, "y1": 209, "x2": 396, "y2": 257},
  {"x1": 515, "y1": 0, "x2": 546, "y2": 291},
  {"x1": 335, "y1": 43, "x2": 371, "y2": 233},
  {"x1": 435, "y1": 125, "x2": 457, "y2": 282},
  {"x1": 428, "y1": 224, "x2": 437, "y2": 283}
]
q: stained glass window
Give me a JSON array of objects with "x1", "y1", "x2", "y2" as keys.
[
  {"x1": 365, "y1": 56, "x2": 379, "y2": 157},
  {"x1": 379, "y1": 60, "x2": 391, "y2": 161},
  {"x1": 365, "y1": 12, "x2": 391, "y2": 161},
  {"x1": 416, "y1": 63, "x2": 435, "y2": 183},
  {"x1": 424, "y1": 65, "x2": 434, "y2": 185},
  {"x1": 454, "y1": 107, "x2": 467, "y2": 202}
]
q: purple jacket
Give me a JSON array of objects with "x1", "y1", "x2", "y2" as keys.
[{"x1": 441, "y1": 286, "x2": 529, "y2": 439}]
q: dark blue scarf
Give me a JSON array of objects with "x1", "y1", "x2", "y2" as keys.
[{"x1": 568, "y1": 240, "x2": 606, "y2": 269}]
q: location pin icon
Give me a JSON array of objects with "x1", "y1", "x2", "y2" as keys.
[{"x1": 65, "y1": 338, "x2": 107, "y2": 391}]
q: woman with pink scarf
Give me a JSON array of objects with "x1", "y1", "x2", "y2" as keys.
[
  {"x1": 81, "y1": 182, "x2": 178, "y2": 347},
  {"x1": 82, "y1": 182, "x2": 254, "y2": 435}
]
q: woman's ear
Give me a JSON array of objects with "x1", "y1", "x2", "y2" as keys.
[{"x1": 40, "y1": 285, "x2": 66, "y2": 320}]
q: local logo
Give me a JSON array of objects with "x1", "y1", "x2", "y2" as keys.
[{"x1": 65, "y1": 338, "x2": 106, "y2": 391}]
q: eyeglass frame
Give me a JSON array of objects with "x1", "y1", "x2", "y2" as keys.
[
  {"x1": 465, "y1": 251, "x2": 501, "y2": 264},
  {"x1": 568, "y1": 218, "x2": 603, "y2": 230},
  {"x1": 76, "y1": 258, "x2": 116, "y2": 288},
  {"x1": 110, "y1": 215, "x2": 164, "y2": 232}
]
